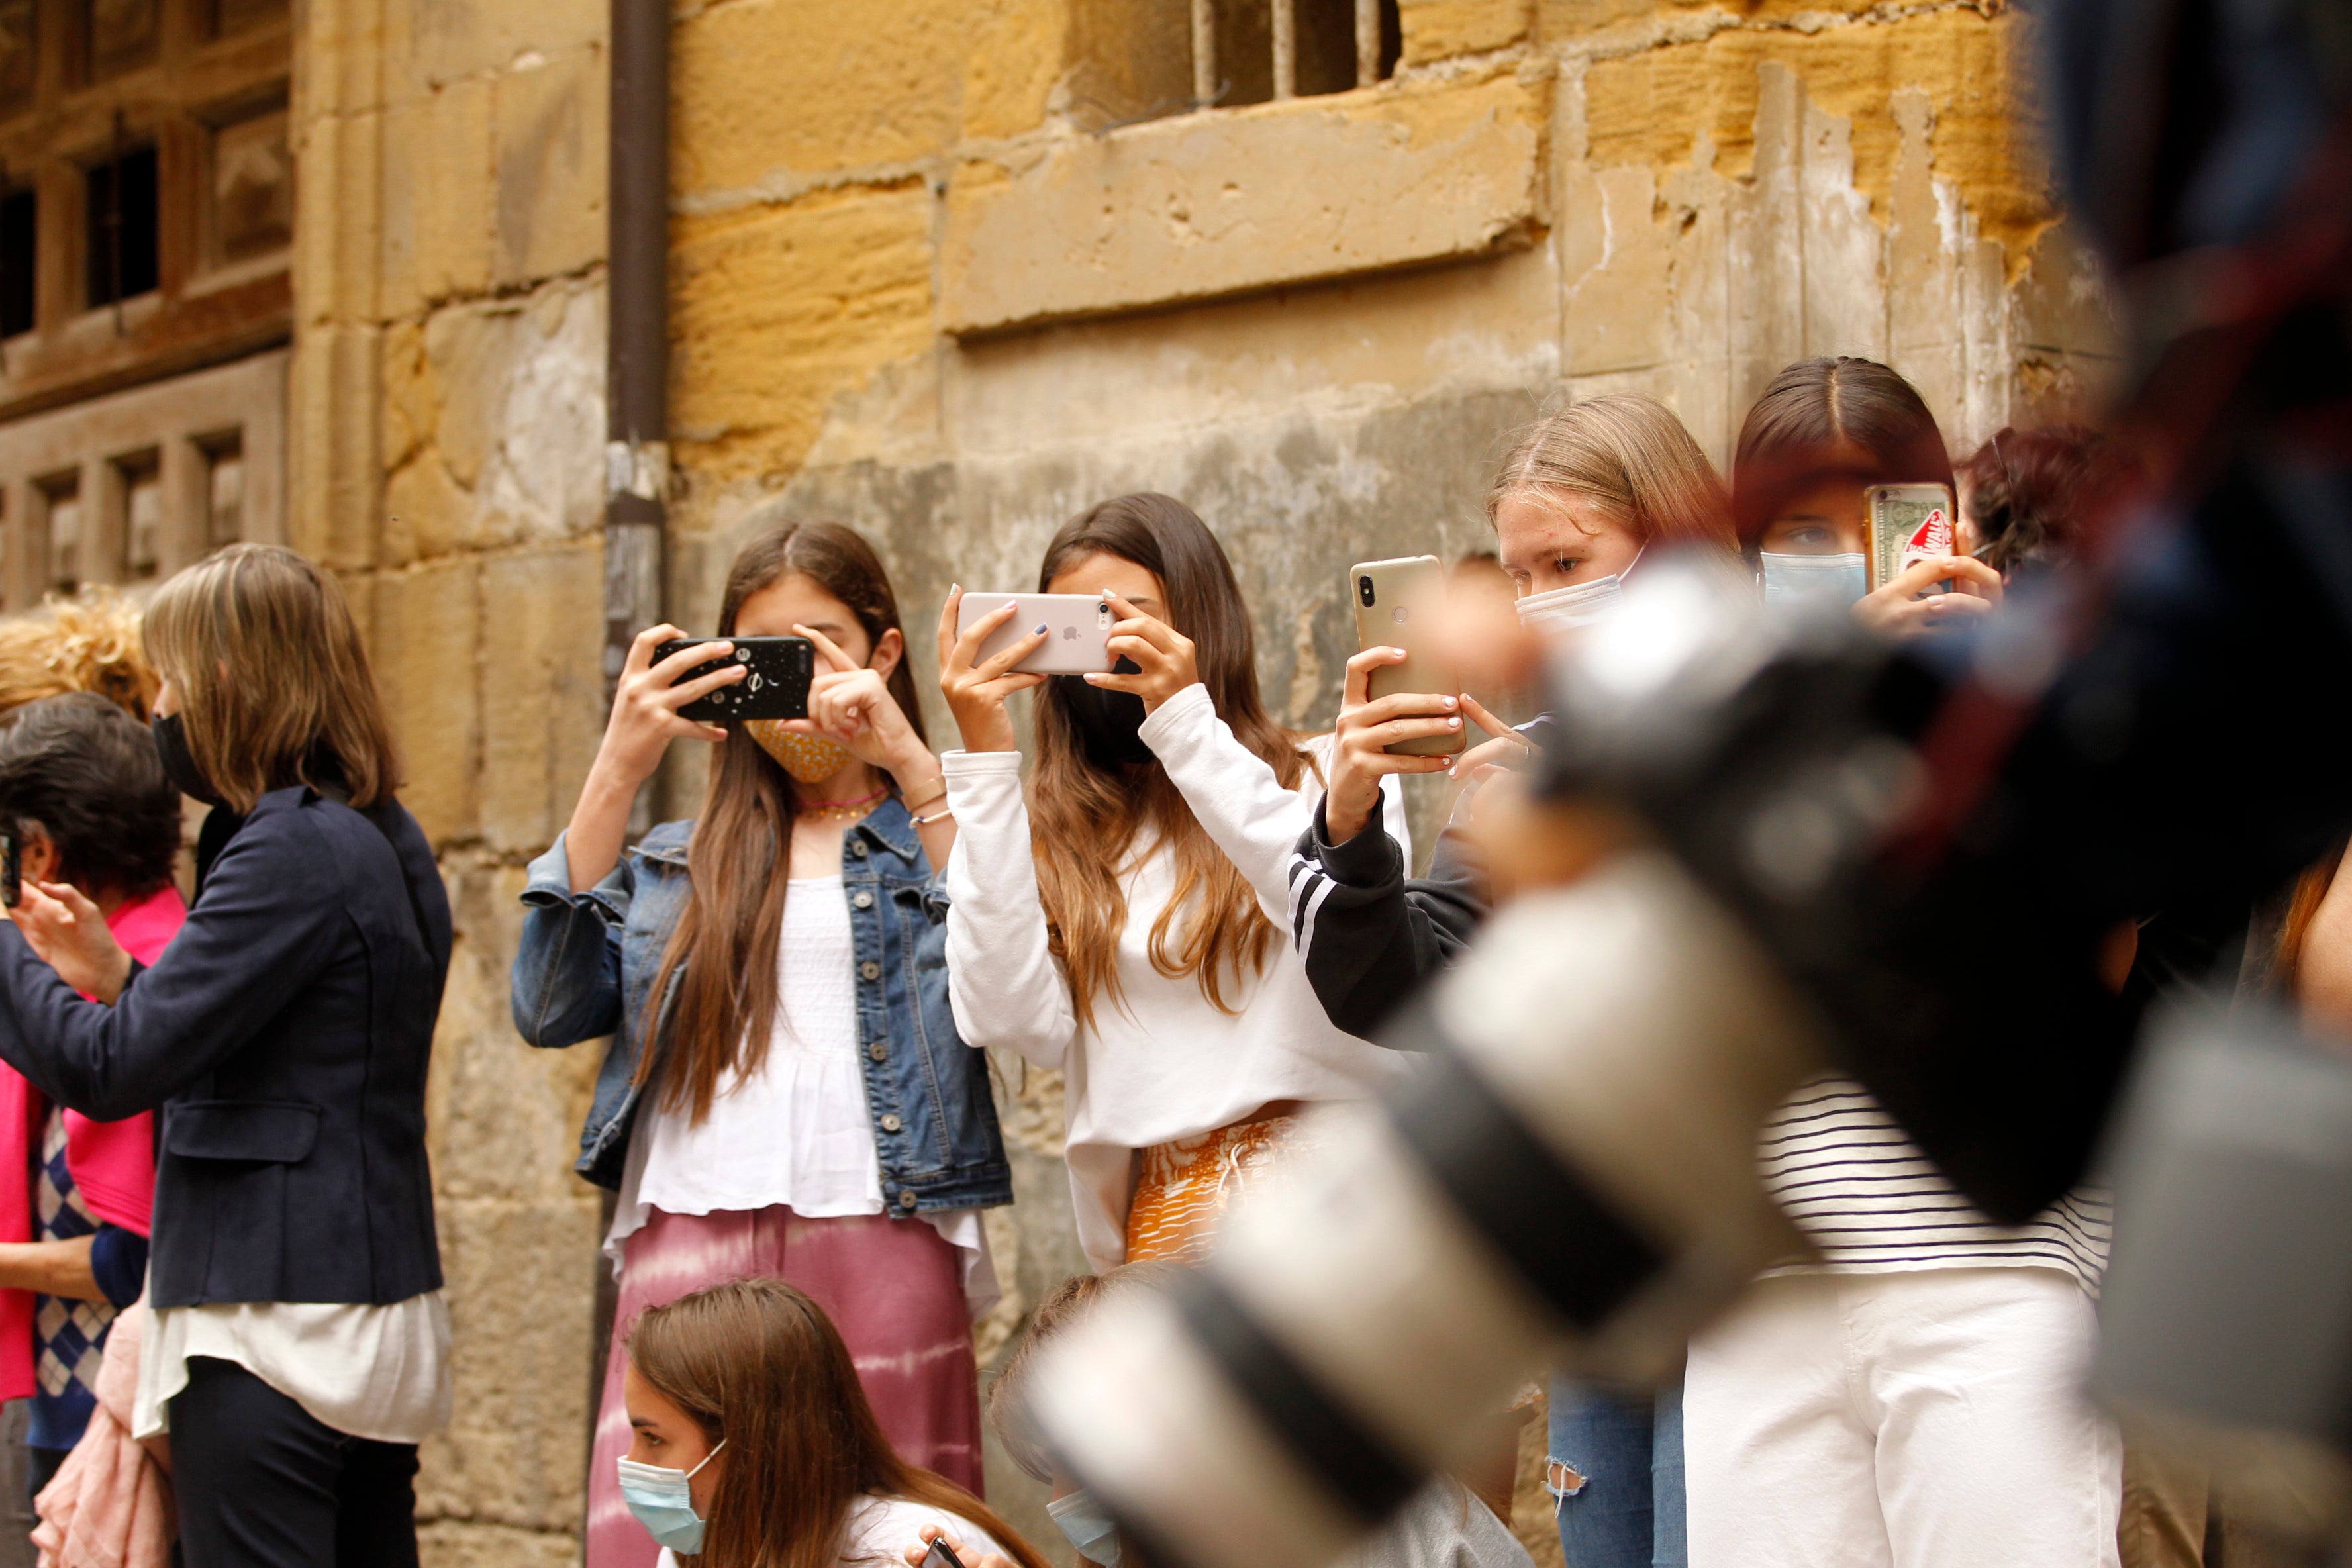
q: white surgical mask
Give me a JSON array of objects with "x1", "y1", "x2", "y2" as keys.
[
  {"x1": 1048, "y1": 1489, "x2": 1122, "y2": 1565},
  {"x1": 1516, "y1": 550, "x2": 1643, "y2": 637},
  {"x1": 616, "y1": 1440, "x2": 726, "y2": 1554},
  {"x1": 1759, "y1": 551, "x2": 1867, "y2": 609}
]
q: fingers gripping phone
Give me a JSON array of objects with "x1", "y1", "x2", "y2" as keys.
[
  {"x1": 1865, "y1": 484, "x2": 1959, "y2": 595},
  {"x1": 654, "y1": 636, "x2": 816, "y2": 722},
  {"x1": 1350, "y1": 556, "x2": 1465, "y2": 758},
  {"x1": 921, "y1": 1538, "x2": 968, "y2": 1568},
  {"x1": 956, "y1": 592, "x2": 1118, "y2": 675}
]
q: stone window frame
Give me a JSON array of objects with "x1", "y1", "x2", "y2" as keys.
[
  {"x1": 0, "y1": 344, "x2": 282, "y2": 610},
  {"x1": 0, "y1": 0, "x2": 292, "y2": 422}
]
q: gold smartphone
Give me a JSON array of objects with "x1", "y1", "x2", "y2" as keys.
[
  {"x1": 1349, "y1": 556, "x2": 1465, "y2": 758},
  {"x1": 1865, "y1": 483, "x2": 1959, "y2": 594}
]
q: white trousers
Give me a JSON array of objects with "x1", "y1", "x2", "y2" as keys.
[{"x1": 1684, "y1": 1267, "x2": 2121, "y2": 1568}]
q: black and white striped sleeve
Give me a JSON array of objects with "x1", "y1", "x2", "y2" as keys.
[{"x1": 1285, "y1": 799, "x2": 1489, "y2": 1041}]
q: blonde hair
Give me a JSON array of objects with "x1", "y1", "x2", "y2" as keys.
[
  {"x1": 1487, "y1": 394, "x2": 1736, "y2": 555},
  {"x1": 0, "y1": 589, "x2": 160, "y2": 720},
  {"x1": 141, "y1": 544, "x2": 401, "y2": 813}
]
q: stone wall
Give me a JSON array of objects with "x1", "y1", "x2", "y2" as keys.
[
  {"x1": 281, "y1": 1, "x2": 2118, "y2": 1563},
  {"x1": 290, "y1": 0, "x2": 610, "y2": 1561}
]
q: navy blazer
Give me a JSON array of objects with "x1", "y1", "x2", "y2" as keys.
[{"x1": 0, "y1": 786, "x2": 452, "y2": 1310}]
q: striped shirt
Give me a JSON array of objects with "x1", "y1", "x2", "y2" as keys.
[{"x1": 1760, "y1": 1076, "x2": 2113, "y2": 1295}]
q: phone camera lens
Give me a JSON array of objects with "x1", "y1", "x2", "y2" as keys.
[{"x1": 1358, "y1": 575, "x2": 1375, "y2": 607}]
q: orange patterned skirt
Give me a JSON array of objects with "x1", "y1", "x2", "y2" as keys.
[{"x1": 1125, "y1": 1114, "x2": 1312, "y2": 1264}]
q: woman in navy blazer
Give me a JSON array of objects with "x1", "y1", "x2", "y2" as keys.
[{"x1": 0, "y1": 544, "x2": 451, "y2": 1568}]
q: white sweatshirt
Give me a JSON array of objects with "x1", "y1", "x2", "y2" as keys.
[{"x1": 942, "y1": 682, "x2": 1414, "y2": 1270}]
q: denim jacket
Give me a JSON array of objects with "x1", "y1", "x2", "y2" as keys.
[{"x1": 508, "y1": 797, "x2": 1012, "y2": 1213}]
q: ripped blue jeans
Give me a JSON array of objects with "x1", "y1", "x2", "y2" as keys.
[{"x1": 1544, "y1": 1371, "x2": 1685, "y2": 1568}]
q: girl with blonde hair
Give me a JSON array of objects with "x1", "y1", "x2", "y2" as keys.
[{"x1": 0, "y1": 590, "x2": 160, "y2": 721}]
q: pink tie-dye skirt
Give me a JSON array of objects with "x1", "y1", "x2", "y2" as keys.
[{"x1": 583, "y1": 1205, "x2": 982, "y2": 1568}]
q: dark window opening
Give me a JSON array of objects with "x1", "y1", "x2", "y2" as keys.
[
  {"x1": 86, "y1": 144, "x2": 159, "y2": 308},
  {"x1": 1210, "y1": 0, "x2": 1402, "y2": 109},
  {"x1": 1, "y1": 187, "x2": 35, "y2": 337},
  {"x1": 38, "y1": 474, "x2": 81, "y2": 595}
]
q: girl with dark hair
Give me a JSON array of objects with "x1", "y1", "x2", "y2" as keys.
[
  {"x1": 511, "y1": 523, "x2": 1011, "y2": 1568},
  {"x1": 618, "y1": 1277, "x2": 1050, "y2": 1568},
  {"x1": 1955, "y1": 424, "x2": 2132, "y2": 576},
  {"x1": 1680, "y1": 366, "x2": 2120, "y2": 1568},
  {"x1": 938, "y1": 493, "x2": 1410, "y2": 1271},
  {"x1": 1734, "y1": 355, "x2": 2004, "y2": 636}
]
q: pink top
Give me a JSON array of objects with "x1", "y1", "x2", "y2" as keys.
[{"x1": 0, "y1": 883, "x2": 187, "y2": 1401}]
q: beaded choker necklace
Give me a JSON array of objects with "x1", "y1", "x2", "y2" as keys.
[{"x1": 799, "y1": 786, "x2": 887, "y2": 822}]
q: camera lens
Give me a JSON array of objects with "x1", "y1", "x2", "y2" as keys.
[{"x1": 1359, "y1": 575, "x2": 1375, "y2": 607}]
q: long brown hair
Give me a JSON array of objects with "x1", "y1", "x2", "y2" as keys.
[
  {"x1": 1487, "y1": 394, "x2": 1736, "y2": 556},
  {"x1": 628, "y1": 1278, "x2": 1050, "y2": 1568},
  {"x1": 1030, "y1": 495, "x2": 1306, "y2": 1028},
  {"x1": 640, "y1": 523, "x2": 926, "y2": 1124},
  {"x1": 140, "y1": 544, "x2": 401, "y2": 812},
  {"x1": 1731, "y1": 356, "x2": 1955, "y2": 550}
]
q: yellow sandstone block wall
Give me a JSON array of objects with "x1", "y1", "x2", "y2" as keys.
[{"x1": 282, "y1": 1, "x2": 2117, "y2": 1562}]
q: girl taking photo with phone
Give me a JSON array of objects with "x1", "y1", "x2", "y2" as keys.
[
  {"x1": 1737, "y1": 355, "x2": 2004, "y2": 632},
  {"x1": 618, "y1": 1277, "x2": 1050, "y2": 1568},
  {"x1": 1287, "y1": 395, "x2": 1741, "y2": 1568},
  {"x1": 938, "y1": 492, "x2": 1410, "y2": 1271},
  {"x1": 511, "y1": 523, "x2": 1012, "y2": 1568},
  {"x1": 1681, "y1": 358, "x2": 2116, "y2": 1568}
]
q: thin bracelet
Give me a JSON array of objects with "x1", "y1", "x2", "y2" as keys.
[
  {"x1": 912, "y1": 803, "x2": 956, "y2": 827},
  {"x1": 899, "y1": 775, "x2": 949, "y2": 814}
]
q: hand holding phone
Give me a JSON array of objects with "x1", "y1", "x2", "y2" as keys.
[
  {"x1": 653, "y1": 636, "x2": 816, "y2": 722},
  {"x1": 938, "y1": 589, "x2": 1051, "y2": 756},
  {"x1": 1349, "y1": 557, "x2": 1466, "y2": 759},
  {"x1": 954, "y1": 593, "x2": 1116, "y2": 675},
  {"x1": 920, "y1": 1539, "x2": 967, "y2": 1568}
]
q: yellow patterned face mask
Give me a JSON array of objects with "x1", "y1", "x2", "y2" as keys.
[{"x1": 742, "y1": 720, "x2": 856, "y2": 783}]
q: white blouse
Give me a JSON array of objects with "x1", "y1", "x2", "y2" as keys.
[
  {"x1": 943, "y1": 683, "x2": 1414, "y2": 1272},
  {"x1": 608, "y1": 876, "x2": 995, "y2": 1313},
  {"x1": 134, "y1": 1292, "x2": 451, "y2": 1444}
]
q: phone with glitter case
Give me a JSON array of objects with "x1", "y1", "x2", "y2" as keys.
[{"x1": 654, "y1": 636, "x2": 815, "y2": 722}]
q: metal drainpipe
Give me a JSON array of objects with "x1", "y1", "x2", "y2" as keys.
[
  {"x1": 605, "y1": 0, "x2": 669, "y2": 752},
  {"x1": 584, "y1": 0, "x2": 667, "y2": 1518}
]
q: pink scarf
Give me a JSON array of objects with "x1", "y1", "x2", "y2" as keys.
[
  {"x1": 32, "y1": 1297, "x2": 174, "y2": 1568},
  {"x1": 0, "y1": 884, "x2": 185, "y2": 1402}
]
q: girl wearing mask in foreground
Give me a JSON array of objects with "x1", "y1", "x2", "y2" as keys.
[
  {"x1": 620, "y1": 1277, "x2": 1050, "y2": 1568},
  {"x1": 938, "y1": 493, "x2": 1410, "y2": 1271},
  {"x1": 512, "y1": 524, "x2": 1011, "y2": 1568},
  {"x1": 1290, "y1": 394, "x2": 1740, "y2": 1568},
  {"x1": 0, "y1": 544, "x2": 452, "y2": 1568},
  {"x1": 1686, "y1": 356, "x2": 2115, "y2": 1568}
]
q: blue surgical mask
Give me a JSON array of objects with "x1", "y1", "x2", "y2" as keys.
[
  {"x1": 617, "y1": 1440, "x2": 726, "y2": 1554},
  {"x1": 1047, "y1": 1489, "x2": 1122, "y2": 1565},
  {"x1": 1759, "y1": 551, "x2": 1867, "y2": 609}
]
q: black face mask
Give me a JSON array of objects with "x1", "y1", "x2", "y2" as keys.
[
  {"x1": 152, "y1": 712, "x2": 225, "y2": 807},
  {"x1": 1054, "y1": 660, "x2": 1154, "y2": 768}
]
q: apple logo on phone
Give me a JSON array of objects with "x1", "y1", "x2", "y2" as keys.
[
  {"x1": 1062, "y1": 627, "x2": 1077, "y2": 640},
  {"x1": 1392, "y1": 605, "x2": 1410, "y2": 624}
]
